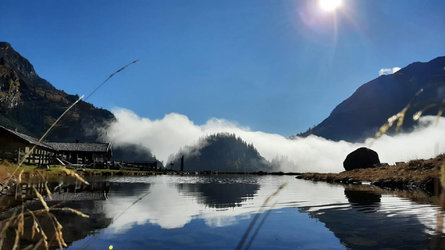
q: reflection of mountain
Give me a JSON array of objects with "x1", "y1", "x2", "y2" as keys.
[
  {"x1": 177, "y1": 180, "x2": 260, "y2": 208},
  {"x1": 302, "y1": 187, "x2": 443, "y2": 249},
  {"x1": 101, "y1": 176, "x2": 265, "y2": 230}
]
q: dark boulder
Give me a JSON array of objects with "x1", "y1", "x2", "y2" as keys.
[{"x1": 343, "y1": 147, "x2": 380, "y2": 171}]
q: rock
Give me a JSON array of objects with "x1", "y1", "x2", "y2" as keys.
[{"x1": 343, "y1": 147, "x2": 380, "y2": 171}]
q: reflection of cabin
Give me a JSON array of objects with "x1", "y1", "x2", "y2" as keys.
[
  {"x1": 0, "y1": 125, "x2": 112, "y2": 167},
  {"x1": 18, "y1": 181, "x2": 110, "y2": 201}
]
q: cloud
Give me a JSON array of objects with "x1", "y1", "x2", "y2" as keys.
[
  {"x1": 379, "y1": 67, "x2": 401, "y2": 76},
  {"x1": 104, "y1": 108, "x2": 445, "y2": 173}
]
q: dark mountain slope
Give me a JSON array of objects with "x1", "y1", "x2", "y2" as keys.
[
  {"x1": 0, "y1": 42, "x2": 115, "y2": 142},
  {"x1": 169, "y1": 133, "x2": 272, "y2": 172},
  {"x1": 301, "y1": 56, "x2": 445, "y2": 141}
]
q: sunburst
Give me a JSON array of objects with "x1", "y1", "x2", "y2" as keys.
[{"x1": 318, "y1": 0, "x2": 343, "y2": 12}]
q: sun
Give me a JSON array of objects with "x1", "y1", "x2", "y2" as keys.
[{"x1": 318, "y1": 0, "x2": 343, "y2": 12}]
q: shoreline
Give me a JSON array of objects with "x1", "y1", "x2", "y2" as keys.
[
  {"x1": 0, "y1": 163, "x2": 301, "y2": 183},
  {"x1": 2, "y1": 155, "x2": 444, "y2": 194},
  {"x1": 298, "y1": 154, "x2": 445, "y2": 194}
]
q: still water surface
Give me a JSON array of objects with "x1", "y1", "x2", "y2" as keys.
[{"x1": 57, "y1": 175, "x2": 445, "y2": 249}]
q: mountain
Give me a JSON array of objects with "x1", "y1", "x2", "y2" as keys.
[
  {"x1": 112, "y1": 143, "x2": 163, "y2": 166},
  {"x1": 169, "y1": 133, "x2": 272, "y2": 172},
  {"x1": 0, "y1": 42, "x2": 115, "y2": 142},
  {"x1": 300, "y1": 56, "x2": 445, "y2": 142}
]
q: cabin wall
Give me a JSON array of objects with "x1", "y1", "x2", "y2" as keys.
[{"x1": 56, "y1": 151, "x2": 111, "y2": 168}]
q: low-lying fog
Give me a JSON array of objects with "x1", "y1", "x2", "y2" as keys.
[{"x1": 104, "y1": 108, "x2": 445, "y2": 173}]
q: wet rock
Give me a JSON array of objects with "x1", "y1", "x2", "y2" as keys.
[{"x1": 343, "y1": 147, "x2": 380, "y2": 171}]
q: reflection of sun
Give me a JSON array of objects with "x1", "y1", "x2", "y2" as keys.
[{"x1": 318, "y1": 0, "x2": 343, "y2": 12}]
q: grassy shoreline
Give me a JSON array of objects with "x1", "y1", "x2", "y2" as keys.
[
  {"x1": 298, "y1": 154, "x2": 445, "y2": 193},
  {"x1": 0, "y1": 162, "x2": 301, "y2": 181},
  {"x1": 0, "y1": 163, "x2": 164, "y2": 180}
]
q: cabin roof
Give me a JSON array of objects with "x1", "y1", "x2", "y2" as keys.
[
  {"x1": 46, "y1": 142, "x2": 111, "y2": 153},
  {"x1": 0, "y1": 125, "x2": 53, "y2": 150}
]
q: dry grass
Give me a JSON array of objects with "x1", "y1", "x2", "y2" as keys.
[
  {"x1": 0, "y1": 162, "x2": 36, "y2": 182},
  {"x1": 300, "y1": 154, "x2": 445, "y2": 189},
  {"x1": 375, "y1": 88, "x2": 424, "y2": 138},
  {"x1": 0, "y1": 170, "x2": 91, "y2": 249},
  {"x1": 236, "y1": 183, "x2": 287, "y2": 250}
]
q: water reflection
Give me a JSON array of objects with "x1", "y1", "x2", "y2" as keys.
[
  {"x1": 3, "y1": 175, "x2": 445, "y2": 249},
  {"x1": 344, "y1": 188, "x2": 381, "y2": 213},
  {"x1": 307, "y1": 187, "x2": 433, "y2": 249},
  {"x1": 344, "y1": 188, "x2": 381, "y2": 206},
  {"x1": 176, "y1": 177, "x2": 260, "y2": 208},
  {"x1": 102, "y1": 176, "x2": 264, "y2": 230},
  {"x1": 98, "y1": 176, "x2": 445, "y2": 249},
  {"x1": 0, "y1": 181, "x2": 112, "y2": 249}
]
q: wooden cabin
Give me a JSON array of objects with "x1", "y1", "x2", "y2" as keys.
[
  {"x1": 0, "y1": 125, "x2": 55, "y2": 165},
  {"x1": 0, "y1": 125, "x2": 112, "y2": 167},
  {"x1": 47, "y1": 142, "x2": 112, "y2": 168}
]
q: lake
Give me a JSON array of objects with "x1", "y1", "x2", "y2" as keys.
[{"x1": 5, "y1": 175, "x2": 445, "y2": 249}]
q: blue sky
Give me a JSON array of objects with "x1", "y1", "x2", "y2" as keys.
[{"x1": 1, "y1": 0, "x2": 445, "y2": 136}]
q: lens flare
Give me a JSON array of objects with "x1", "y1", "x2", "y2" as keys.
[{"x1": 318, "y1": 0, "x2": 343, "y2": 12}]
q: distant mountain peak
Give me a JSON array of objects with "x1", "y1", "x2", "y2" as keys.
[
  {"x1": 0, "y1": 41, "x2": 38, "y2": 81},
  {"x1": 0, "y1": 42, "x2": 12, "y2": 49},
  {"x1": 299, "y1": 55, "x2": 445, "y2": 142}
]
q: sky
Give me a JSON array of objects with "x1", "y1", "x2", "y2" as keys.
[{"x1": 1, "y1": 0, "x2": 445, "y2": 136}]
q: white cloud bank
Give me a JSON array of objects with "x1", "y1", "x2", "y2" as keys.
[
  {"x1": 104, "y1": 108, "x2": 445, "y2": 173},
  {"x1": 379, "y1": 67, "x2": 401, "y2": 76}
]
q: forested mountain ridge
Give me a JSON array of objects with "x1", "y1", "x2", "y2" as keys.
[
  {"x1": 169, "y1": 133, "x2": 272, "y2": 172},
  {"x1": 0, "y1": 42, "x2": 115, "y2": 142}
]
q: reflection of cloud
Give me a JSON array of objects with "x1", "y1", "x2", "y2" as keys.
[
  {"x1": 106, "y1": 108, "x2": 445, "y2": 173},
  {"x1": 103, "y1": 176, "x2": 348, "y2": 231},
  {"x1": 379, "y1": 67, "x2": 401, "y2": 76},
  {"x1": 102, "y1": 174, "x2": 445, "y2": 247},
  {"x1": 307, "y1": 193, "x2": 444, "y2": 249},
  {"x1": 379, "y1": 196, "x2": 444, "y2": 234},
  {"x1": 104, "y1": 178, "x2": 201, "y2": 231}
]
